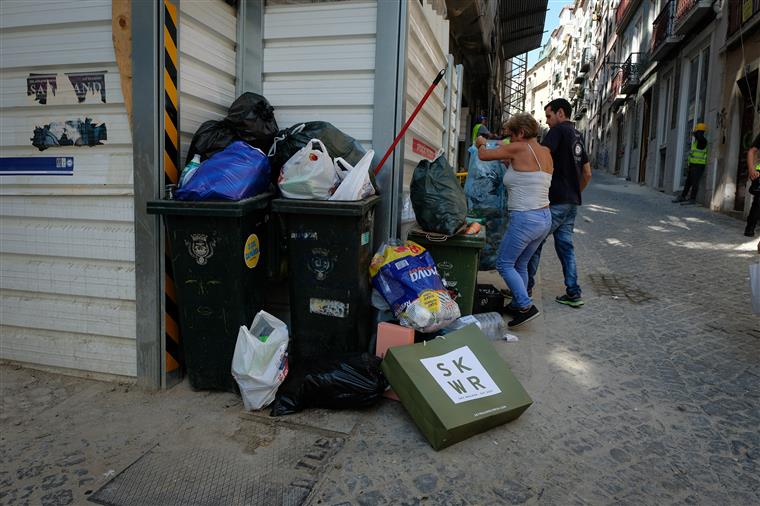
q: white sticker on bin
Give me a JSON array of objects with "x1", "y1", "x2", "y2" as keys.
[{"x1": 420, "y1": 346, "x2": 501, "y2": 404}]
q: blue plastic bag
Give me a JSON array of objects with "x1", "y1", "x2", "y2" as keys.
[
  {"x1": 464, "y1": 142, "x2": 507, "y2": 211},
  {"x1": 175, "y1": 141, "x2": 271, "y2": 201}
]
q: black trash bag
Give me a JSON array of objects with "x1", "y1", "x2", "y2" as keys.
[
  {"x1": 410, "y1": 155, "x2": 468, "y2": 236},
  {"x1": 268, "y1": 121, "x2": 367, "y2": 175},
  {"x1": 225, "y1": 92, "x2": 279, "y2": 153},
  {"x1": 184, "y1": 119, "x2": 239, "y2": 166},
  {"x1": 270, "y1": 353, "x2": 387, "y2": 416}
]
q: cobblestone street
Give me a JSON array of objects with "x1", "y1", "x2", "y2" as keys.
[{"x1": 1, "y1": 173, "x2": 759, "y2": 505}]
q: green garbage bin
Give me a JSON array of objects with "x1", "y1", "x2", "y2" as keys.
[
  {"x1": 407, "y1": 224, "x2": 486, "y2": 316},
  {"x1": 147, "y1": 193, "x2": 273, "y2": 391},
  {"x1": 272, "y1": 196, "x2": 380, "y2": 364}
]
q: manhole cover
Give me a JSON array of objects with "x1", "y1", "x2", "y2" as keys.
[
  {"x1": 89, "y1": 426, "x2": 344, "y2": 506},
  {"x1": 588, "y1": 273, "x2": 655, "y2": 304}
]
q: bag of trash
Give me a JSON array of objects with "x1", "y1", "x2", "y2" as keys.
[
  {"x1": 278, "y1": 139, "x2": 338, "y2": 200},
  {"x1": 369, "y1": 240, "x2": 460, "y2": 333},
  {"x1": 270, "y1": 353, "x2": 387, "y2": 416},
  {"x1": 175, "y1": 141, "x2": 271, "y2": 201},
  {"x1": 231, "y1": 311, "x2": 289, "y2": 410},
  {"x1": 330, "y1": 150, "x2": 376, "y2": 201},
  {"x1": 464, "y1": 142, "x2": 507, "y2": 211},
  {"x1": 410, "y1": 155, "x2": 468, "y2": 235},
  {"x1": 184, "y1": 119, "x2": 239, "y2": 167},
  {"x1": 225, "y1": 92, "x2": 279, "y2": 153},
  {"x1": 268, "y1": 121, "x2": 366, "y2": 175}
]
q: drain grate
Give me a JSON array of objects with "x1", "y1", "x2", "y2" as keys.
[
  {"x1": 89, "y1": 426, "x2": 344, "y2": 506},
  {"x1": 588, "y1": 273, "x2": 655, "y2": 304}
]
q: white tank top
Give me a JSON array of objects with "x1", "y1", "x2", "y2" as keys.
[{"x1": 502, "y1": 143, "x2": 552, "y2": 211}]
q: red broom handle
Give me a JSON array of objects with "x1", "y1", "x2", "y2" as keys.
[{"x1": 374, "y1": 68, "x2": 447, "y2": 176}]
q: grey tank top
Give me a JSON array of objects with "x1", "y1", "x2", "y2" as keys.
[{"x1": 502, "y1": 143, "x2": 552, "y2": 211}]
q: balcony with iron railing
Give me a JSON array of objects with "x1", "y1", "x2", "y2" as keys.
[
  {"x1": 650, "y1": 0, "x2": 683, "y2": 61},
  {"x1": 579, "y1": 47, "x2": 595, "y2": 73},
  {"x1": 608, "y1": 69, "x2": 625, "y2": 107},
  {"x1": 574, "y1": 99, "x2": 590, "y2": 120},
  {"x1": 621, "y1": 52, "x2": 647, "y2": 94},
  {"x1": 674, "y1": 0, "x2": 715, "y2": 36},
  {"x1": 616, "y1": 0, "x2": 643, "y2": 33},
  {"x1": 728, "y1": 0, "x2": 760, "y2": 39}
]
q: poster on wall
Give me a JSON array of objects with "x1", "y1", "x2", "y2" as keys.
[
  {"x1": 27, "y1": 71, "x2": 107, "y2": 105},
  {"x1": 31, "y1": 118, "x2": 107, "y2": 151},
  {"x1": 0, "y1": 157, "x2": 74, "y2": 176}
]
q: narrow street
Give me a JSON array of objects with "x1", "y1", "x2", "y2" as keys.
[{"x1": 2, "y1": 174, "x2": 759, "y2": 505}]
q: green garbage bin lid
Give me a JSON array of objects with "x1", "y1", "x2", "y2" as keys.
[
  {"x1": 147, "y1": 192, "x2": 273, "y2": 217},
  {"x1": 408, "y1": 224, "x2": 486, "y2": 249},
  {"x1": 272, "y1": 195, "x2": 380, "y2": 217}
]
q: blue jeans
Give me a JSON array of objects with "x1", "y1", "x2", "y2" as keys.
[
  {"x1": 527, "y1": 204, "x2": 581, "y2": 297},
  {"x1": 496, "y1": 208, "x2": 552, "y2": 309}
]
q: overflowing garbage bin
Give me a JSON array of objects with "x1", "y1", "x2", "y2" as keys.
[
  {"x1": 147, "y1": 193, "x2": 273, "y2": 391},
  {"x1": 406, "y1": 224, "x2": 485, "y2": 316},
  {"x1": 272, "y1": 196, "x2": 380, "y2": 363}
]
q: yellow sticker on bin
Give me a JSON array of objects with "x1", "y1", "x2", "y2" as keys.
[{"x1": 244, "y1": 234, "x2": 260, "y2": 268}]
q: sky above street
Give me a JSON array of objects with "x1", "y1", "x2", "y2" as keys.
[{"x1": 526, "y1": 0, "x2": 566, "y2": 68}]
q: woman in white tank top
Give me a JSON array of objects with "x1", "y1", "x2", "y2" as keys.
[{"x1": 475, "y1": 113, "x2": 554, "y2": 329}]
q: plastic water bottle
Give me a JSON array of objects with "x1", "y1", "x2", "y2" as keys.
[
  {"x1": 179, "y1": 154, "x2": 201, "y2": 187},
  {"x1": 471, "y1": 312, "x2": 505, "y2": 340}
]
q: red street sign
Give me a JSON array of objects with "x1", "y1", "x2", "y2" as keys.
[{"x1": 412, "y1": 138, "x2": 437, "y2": 160}]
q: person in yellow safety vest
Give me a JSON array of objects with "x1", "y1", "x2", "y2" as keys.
[
  {"x1": 673, "y1": 123, "x2": 709, "y2": 204},
  {"x1": 471, "y1": 115, "x2": 499, "y2": 145}
]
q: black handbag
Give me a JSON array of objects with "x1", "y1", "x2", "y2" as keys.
[{"x1": 749, "y1": 178, "x2": 760, "y2": 196}]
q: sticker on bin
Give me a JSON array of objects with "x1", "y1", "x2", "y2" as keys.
[
  {"x1": 309, "y1": 298, "x2": 349, "y2": 318},
  {"x1": 419, "y1": 346, "x2": 501, "y2": 404},
  {"x1": 243, "y1": 233, "x2": 260, "y2": 268},
  {"x1": 361, "y1": 232, "x2": 370, "y2": 246}
]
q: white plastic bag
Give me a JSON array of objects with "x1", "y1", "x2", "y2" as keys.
[
  {"x1": 231, "y1": 310, "x2": 289, "y2": 410},
  {"x1": 330, "y1": 150, "x2": 376, "y2": 201},
  {"x1": 751, "y1": 260, "x2": 760, "y2": 315},
  {"x1": 278, "y1": 138, "x2": 337, "y2": 199}
]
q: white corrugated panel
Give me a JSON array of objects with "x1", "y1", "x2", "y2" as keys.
[
  {"x1": 401, "y1": 0, "x2": 449, "y2": 217},
  {"x1": 0, "y1": 0, "x2": 136, "y2": 377},
  {"x1": 178, "y1": 0, "x2": 238, "y2": 164},
  {"x1": 263, "y1": 1, "x2": 377, "y2": 149}
]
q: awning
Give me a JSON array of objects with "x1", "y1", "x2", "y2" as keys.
[{"x1": 500, "y1": 1, "x2": 549, "y2": 58}]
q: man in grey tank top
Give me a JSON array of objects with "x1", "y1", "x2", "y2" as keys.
[{"x1": 527, "y1": 99, "x2": 592, "y2": 308}]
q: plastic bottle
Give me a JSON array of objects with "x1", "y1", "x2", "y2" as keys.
[
  {"x1": 471, "y1": 312, "x2": 505, "y2": 340},
  {"x1": 179, "y1": 154, "x2": 201, "y2": 187}
]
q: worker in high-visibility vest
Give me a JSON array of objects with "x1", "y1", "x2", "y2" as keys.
[
  {"x1": 471, "y1": 115, "x2": 501, "y2": 145},
  {"x1": 673, "y1": 123, "x2": 709, "y2": 204}
]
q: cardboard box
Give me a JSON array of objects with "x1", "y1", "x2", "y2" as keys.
[
  {"x1": 381, "y1": 325, "x2": 532, "y2": 450},
  {"x1": 375, "y1": 322, "x2": 415, "y2": 401}
]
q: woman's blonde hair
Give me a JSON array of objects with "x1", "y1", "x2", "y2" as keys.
[{"x1": 504, "y1": 113, "x2": 540, "y2": 139}]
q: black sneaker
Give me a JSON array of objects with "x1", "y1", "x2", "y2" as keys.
[
  {"x1": 507, "y1": 305, "x2": 540, "y2": 329},
  {"x1": 680, "y1": 199, "x2": 696, "y2": 205},
  {"x1": 672, "y1": 196, "x2": 686, "y2": 203},
  {"x1": 556, "y1": 294, "x2": 584, "y2": 308}
]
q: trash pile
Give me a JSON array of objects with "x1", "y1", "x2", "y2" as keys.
[{"x1": 150, "y1": 85, "x2": 531, "y2": 451}]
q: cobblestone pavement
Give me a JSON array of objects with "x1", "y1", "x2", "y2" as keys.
[{"x1": 1, "y1": 173, "x2": 759, "y2": 505}]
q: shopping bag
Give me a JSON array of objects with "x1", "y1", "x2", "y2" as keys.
[
  {"x1": 369, "y1": 240, "x2": 460, "y2": 332},
  {"x1": 231, "y1": 310, "x2": 289, "y2": 410},
  {"x1": 278, "y1": 139, "x2": 338, "y2": 200},
  {"x1": 175, "y1": 141, "x2": 271, "y2": 201},
  {"x1": 381, "y1": 325, "x2": 532, "y2": 450},
  {"x1": 330, "y1": 150, "x2": 376, "y2": 201},
  {"x1": 751, "y1": 260, "x2": 760, "y2": 315}
]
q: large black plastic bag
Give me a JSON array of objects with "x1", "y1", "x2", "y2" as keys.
[
  {"x1": 270, "y1": 353, "x2": 387, "y2": 416},
  {"x1": 410, "y1": 155, "x2": 468, "y2": 235},
  {"x1": 268, "y1": 121, "x2": 366, "y2": 175},
  {"x1": 226, "y1": 93, "x2": 279, "y2": 153},
  {"x1": 185, "y1": 119, "x2": 239, "y2": 166}
]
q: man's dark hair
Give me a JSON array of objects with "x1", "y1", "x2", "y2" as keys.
[{"x1": 546, "y1": 98, "x2": 573, "y2": 119}]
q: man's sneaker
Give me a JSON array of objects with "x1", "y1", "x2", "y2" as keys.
[
  {"x1": 507, "y1": 305, "x2": 540, "y2": 329},
  {"x1": 556, "y1": 294, "x2": 584, "y2": 308},
  {"x1": 680, "y1": 199, "x2": 696, "y2": 205},
  {"x1": 672, "y1": 196, "x2": 686, "y2": 203}
]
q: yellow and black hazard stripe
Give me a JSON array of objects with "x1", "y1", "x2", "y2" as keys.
[{"x1": 163, "y1": 0, "x2": 182, "y2": 377}]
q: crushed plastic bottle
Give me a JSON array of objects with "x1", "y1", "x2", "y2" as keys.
[{"x1": 441, "y1": 311, "x2": 505, "y2": 341}]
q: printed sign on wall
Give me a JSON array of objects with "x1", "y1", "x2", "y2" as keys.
[
  {"x1": 412, "y1": 138, "x2": 437, "y2": 160},
  {"x1": 27, "y1": 71, "x2": 108, "y2": 105},
  {"x1": 420, "y1": 346, "x2": 502, "y2": 404},
  {"x1": 0, "y1": 157, "x2": 74, "y2": 176}
]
